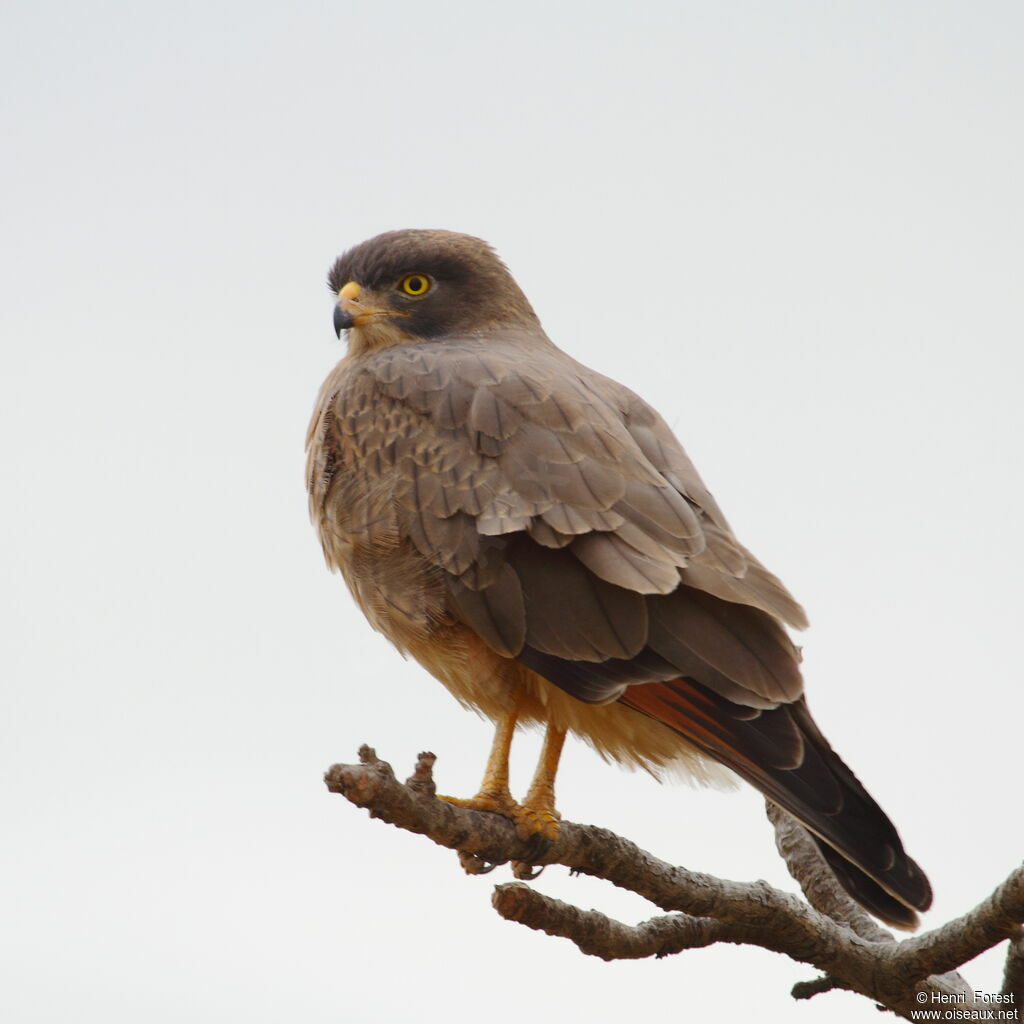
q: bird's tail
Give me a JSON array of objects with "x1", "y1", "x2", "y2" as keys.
[{"x1": 619, "y1": 679, "x2": 932, "y2": 929}]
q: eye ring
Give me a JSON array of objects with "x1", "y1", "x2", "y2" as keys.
[{"x1": 399, "y1": 274, "x2": 432, "y2": 297}]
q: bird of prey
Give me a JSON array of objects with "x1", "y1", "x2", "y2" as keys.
[{"x1": 307, "y1": 228, "x2": 932, "y2": 928}]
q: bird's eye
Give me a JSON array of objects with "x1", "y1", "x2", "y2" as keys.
[{"x1": 399, "y1": 274, "x2": 431, "y2": 296}]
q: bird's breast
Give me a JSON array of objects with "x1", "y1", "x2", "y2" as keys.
[{"x1": 308, "y1": 371, "x2": 448, "y2": 652}]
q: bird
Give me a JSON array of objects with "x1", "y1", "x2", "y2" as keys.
[{"x1": 306, "y1": 228, "x2": 932, "y2": 928}]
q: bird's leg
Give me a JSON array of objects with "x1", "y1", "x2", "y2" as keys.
[
  {"x1": 508, "y1": 722, "x2": 567, "y2": 878},
  {"x1": 437, "y1": 699, "x2": 520, "y2": 817},
  {"x1": 515, "y1": 721, "x2": 566, "y2": 843},
  {"x1": 439, "y1": 701, "x2": 567, "y2": 876}
]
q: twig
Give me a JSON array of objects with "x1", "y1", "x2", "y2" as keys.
[
  {"x1": 766, "y1": 801, "x2": 893, "y2": 944},
  {"x1": 1002, "y1": 928, "x2": 1024, "y2": 1003},
  {"x1": 892, "y1": 870, "x2": 1024, "y2": 983},
  {"x1": 491, "y1": 881, "x2": 760, "y2": 960},
  {"x1": 766, "y1": 802, "x2": 975, "y2": 1003},
  {"x1": 790, "y1": 975, "x2": 852, "y2": 1001}
]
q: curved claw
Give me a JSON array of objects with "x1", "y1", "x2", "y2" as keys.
[
  {"x1": 517, "y1": 829, "x2": 556, "y2": 864},
  {"x1": 512, "y1": 861, "x2": 545, "y2": 881},
  {"x1": 457, "y1": 850, "x2": 503, "y2": 875}
]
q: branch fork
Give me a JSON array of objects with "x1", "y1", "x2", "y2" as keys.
[{"x1": 325, "y1": 746, "x2": 1023, "y2": 1019}]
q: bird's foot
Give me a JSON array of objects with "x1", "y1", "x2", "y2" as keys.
[
  {"x1": 438, "y1": 789, "x2": 562, "y2": 877},
  {"x1": 439, "y1": 789, "x2": 522, "y2": 876},
  {"x1": 437, "y1": 788, "x2": 520, "y2": 818},
  {"x1": 512, "y1": 803, "x2": 561, "y2": 844},
  {"x1": 438, "y1": 790, "x2": 561, "y2": 843},
  {"x1": 510, "y1": 801, "x2": 561, "y2": 876}
]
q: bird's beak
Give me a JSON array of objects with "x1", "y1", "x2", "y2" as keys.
[
  {"x1": 333, "y1": 280, "x2": 409, "y2": 338},
  {"x1": 333, "y1": 281, "x2": 362, "y2": 337},
  {"x1": 333, "y1": 303, "x2": 353, "y2": 337}
]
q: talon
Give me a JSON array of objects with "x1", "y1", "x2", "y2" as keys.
[
  {"x1": 509, "y1": 802, "x2": 561, "y2": 869},
  {"x1": 511, "y1": 861, "x2": 545, "y2": 880},
  {"x1": 517, "y1": 828, "x2": 554, "y2": 865},
  {"x1": 457, "y1": 851, "x2": 501, "y2": 875}
]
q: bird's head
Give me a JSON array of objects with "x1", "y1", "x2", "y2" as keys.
[{"x1": 326, "y1": 229, "x2": 540, "y2": 352}]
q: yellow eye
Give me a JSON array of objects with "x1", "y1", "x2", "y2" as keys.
[{"x1": 399, "y1": 274, "x2": 431, "y2": 296}]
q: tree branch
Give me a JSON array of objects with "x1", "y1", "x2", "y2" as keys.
[
  {"x1": 789, "y1": 974, "x2": 854, "y2": 1001},
  {"x1": 325, "y1": 747, "x2": 1023, "y2": 1020},
  {"x1": 766, "y1": 802, "x2": 975, "y2": 1002},
  {"x1": 766, "y1": 801, "x2": 893, "y2": 944},
  {"x1": 1003, "y1": 929, "x2": 1024, "y2": 1002},
  {"x1": 491, "y1": 881, "x2": 761, "y2": 960},
  {"x1": 891, "y1": 871, "x2": 1024, "y2": 984}
]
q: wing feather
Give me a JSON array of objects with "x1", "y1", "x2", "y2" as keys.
[{"x1": 309, "y1": 333, "x2": 806, "y2": 703}]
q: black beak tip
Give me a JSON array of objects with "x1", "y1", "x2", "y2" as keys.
[{"x1": 333, "y1": 304, "x2": 354, "y2": 338}]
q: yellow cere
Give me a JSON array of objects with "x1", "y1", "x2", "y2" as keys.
[
  {"x1": 400, "y1": 274, "x2": 431, "y2": 296},
  {"x1": 339, "y1": 281, "x2": 362, "y2": 300}
]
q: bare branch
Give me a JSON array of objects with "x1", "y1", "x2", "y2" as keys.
[
  {"x1": 325, "y1": 748, "x2": 1024, "y2": 1019},
  {"x1": 766, "y1": 802, "x2": 976, "y2": 1002},
  {"x1": 766, "y1": 801, "x2": 893, "y2": 944},
  {"x1": 1003, "y1": 929, "x2": 1024, "y2": 1002},
  {"x1": 891, "y1": 868, "x2": 1024, "y2": 983},
  {"x1": 790, "y1": 975, "x2": 853, "y2": 1001},
  {"x1": 491, "y1": 881, "x2": 760, "y2": 960}
]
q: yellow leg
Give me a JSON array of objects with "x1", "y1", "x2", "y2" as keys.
[
  {"x1": 439, "y1": 698, "x2": 567, "y2": 858},
  {"x1": 438, "y1": 700, "x2": 520, "y2": 817},
  {"x1": 515, "y1": 722, "x2": 567, "y2": 842}
]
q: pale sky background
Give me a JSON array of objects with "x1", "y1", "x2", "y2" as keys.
[{"x1": 2, "y1": 2, "x2": 1021, "y2": 1021}]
